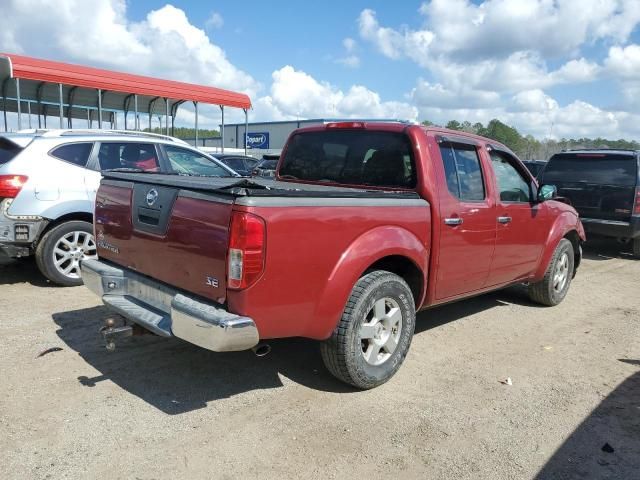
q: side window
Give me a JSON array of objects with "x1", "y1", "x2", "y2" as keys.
[
  {"x1": 51, "y1": 143, "x2": 93, "y2": 167},
  {"x1": 439, "y1": 144, "x2": 485, "y2": 201},
  {"x1": 165, "y1": 146, "x2": 229, "y2": 176},
  {"x1": 490, "y1": 152, "x2": 531, "y2": 203},
  {"x1": 98, "y1": 143, "x2": 159, "y2": 171}
]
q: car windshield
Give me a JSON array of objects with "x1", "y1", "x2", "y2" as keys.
[
  {"x1": 165, "y1": 146, "x2": 233, "y2": 177},
  {"x1": 259, "y1": 160, "x2": 277, "y2": 169},
  {"x1": 542, "y1": 154, "x2": 638, "y2": 186},
  {"x1": 279, "y1": 130, "x2": 416, "y2": 188}
]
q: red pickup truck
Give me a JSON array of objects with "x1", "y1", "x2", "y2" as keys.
[{"x1": 82, "y1": 122, "x2": 585, "y2": 389}]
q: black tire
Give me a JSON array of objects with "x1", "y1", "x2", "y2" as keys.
[
  {"x1": 528, "y1": 238, "x2": 574, "y2": 306},
  {"x1": 320, "y1": 270, "x2": 416, "y2": 389},
  {"x1": 35, "y1": 220, "x2": 96, "y2": 287},
  {"x1": 633, "y1": 238, "x2": 640, "y2": 259}
]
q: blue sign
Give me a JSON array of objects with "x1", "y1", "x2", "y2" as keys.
[{"x1": 246, "y1": 132, "x2": 269, "y2": 149}]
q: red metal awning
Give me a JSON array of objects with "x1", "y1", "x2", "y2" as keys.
[{"x1": 0, "y1": 53, "x2": 251, "y2": 109}]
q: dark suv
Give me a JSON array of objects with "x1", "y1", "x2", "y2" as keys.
[{"x1": 540, "y1": 149, "x2": 640, "y2": 257}]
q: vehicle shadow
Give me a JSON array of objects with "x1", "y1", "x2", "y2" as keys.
[
  {"x1": 53, "y1": 306, "x2": 353, "y2": 414},
  {"x1": 0, "y1": 257, "x2": 52, "y2": 287},
  {"x1": 53, "y1": 286, "x2": 536, "y2": 414},
  {"x1": 535, "y1": 368, "x2": 640, "y2": 479},
  {"x1": 415, "y1": 285, "x2": 539, "y2": 334},
  {"x1": 582, "y1": 237, "x2": 636, "y2": 261}
]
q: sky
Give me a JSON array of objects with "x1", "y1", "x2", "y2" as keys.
[{"x1": 1, "y1": 0, "x2": 640, "y2": 140}]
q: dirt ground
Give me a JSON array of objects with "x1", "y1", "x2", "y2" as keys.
[{"x1": 0, "y1": 238, "x2": 638, "y2": 480}]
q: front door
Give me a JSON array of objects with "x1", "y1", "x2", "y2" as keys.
[
  {"x1": 486, "y1": 149, "x2": 549, "y2": 285},
  {"x1": 434, "y1": 139, "x2": 497, "y2": 300}
]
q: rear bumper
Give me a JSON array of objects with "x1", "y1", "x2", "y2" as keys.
[
  {"x1": 580, "y1": 216, "x2": 640, "y2": 239},
  {"x1": 0, "y1": 199, "x2": 48, "y2": 257},
  {"x1": 80, "y1": 258, "x2": 259, "y2": 352}
]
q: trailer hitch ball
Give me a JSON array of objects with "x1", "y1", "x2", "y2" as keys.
[{"x1": 100, "y1": 315, "x2": 133, "y2": 352}]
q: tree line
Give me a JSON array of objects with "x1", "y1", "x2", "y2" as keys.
[
  {"x1": 144, "y1": 127, "x2": 220, "y2": 139},
  {"x1": 423, "y1": 119, "x2": 640, "y2": 160}
]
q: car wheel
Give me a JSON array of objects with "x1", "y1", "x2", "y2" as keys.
[
  {"x1": 633, "y1": 238, "x2": 640, "y2": 259},
  {"x1": 528, "y1": 238, "x2": 574, "y2": 306},
  {"x1": 35, "y1": 220, "x2": 97, "y2": 287},
  {"x1": 320, "y1": 270, "x2": 416, "y2": 389}
]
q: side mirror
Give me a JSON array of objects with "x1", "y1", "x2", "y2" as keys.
[{"x1": 538, "y1": 184, "x2": 557, "y2": 202}]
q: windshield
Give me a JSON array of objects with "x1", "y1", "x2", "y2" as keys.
[
  {"x1": 165, "y1": 145, "x2": 233, "y2": 177},
  {"x1": 0, "y1": 138, "x2": 23, "y2": 165},
  {"x1": 279, "y1": 130, "x2": 416, "y2": 188},
  {"x1": 258, "y1": 160, "x2": 277, "y2": 169},
  {"x1": 542, "y1": 154, "x2": 638, "y2": 186}
]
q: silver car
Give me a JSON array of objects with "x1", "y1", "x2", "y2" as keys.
[{"x1": 0, "y1": 129, "x2": 237, "y2": 286}]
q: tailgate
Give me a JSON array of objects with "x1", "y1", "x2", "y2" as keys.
[
  {"x1": 555, "y1": 182, "x2": 636, "y2": 221},
  {"x1": 95, "y1": 178, "x2": 232, "y2": 303}
]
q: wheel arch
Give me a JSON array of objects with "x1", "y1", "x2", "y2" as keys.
[
  {"x1": 37, "y1": 211, "x2": 93, "y2": 242},
  {"x1": 309, "y1": 225, "x2": 429, "y2": 340}
]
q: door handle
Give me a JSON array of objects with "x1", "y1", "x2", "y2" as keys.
[
  {"x1": 444, "y1": 217, "x2": 463, "y2": 226},
  {"x1": 497, "y1": 216, "x2": 512, "y2": 224}
]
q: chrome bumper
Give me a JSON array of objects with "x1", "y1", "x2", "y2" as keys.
[{"x1": 80, "y1": 258, "x2": 259, "y2": 352}]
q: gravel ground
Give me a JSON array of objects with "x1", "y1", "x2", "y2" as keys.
[{"x1": 0, "y1": 238, "x2": 638, "y2": 480}]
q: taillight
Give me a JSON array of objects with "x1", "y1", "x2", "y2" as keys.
[
  {"x1": 0, "y1": 175, "x2": 28, "y2": 198},
  {"x1": 326, "y1": 121, "x2": 367, "y2": 129},
  {"x1": 227, "y1": 211, "x2": 266, "y2": 289},
  {"x1": 634, "y1": 187, "x2": 640, "y2": 215}
]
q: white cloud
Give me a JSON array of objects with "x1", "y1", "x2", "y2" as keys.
[
  {"x1": 335, "y1": 37, "x2": 360, "y2": 68},
  {"x1": 205, "y1": 12, "x2": 224, "y2": 29},
  {"x1": 604, "y1": 44, "x2": 640, "y2": 108},
  {"x1": 361, "y1": 1, "x2": 640, "y2": 63},
  {"x1": 358, "y1": 9, "x2": 434, "y2": 68},
  {"x1": 254, "y1": 66, "x2": 418, "y2": 121},
  {"x1": 0, "y1": 1, "x2": 260, "y2": 99}
]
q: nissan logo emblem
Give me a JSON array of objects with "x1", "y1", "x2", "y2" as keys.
[{"x1": 146, "y1": 189, "x2": 159, "y2": 207}]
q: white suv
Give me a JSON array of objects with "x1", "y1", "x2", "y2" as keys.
[{"x1": 0, "y1": 129, "x2": 237, "y2": 286}]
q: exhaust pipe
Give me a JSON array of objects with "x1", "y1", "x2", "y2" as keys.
[{"x1": 251, "y1": 343, "x2": 271, "y2": 357}]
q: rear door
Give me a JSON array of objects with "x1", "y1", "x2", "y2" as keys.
[
  {"x1": 541, "y1": 153, "x2": 638, "y2": 221},
  {"x1": 95, "y1": 177, "x2": 233, "y2": 302},
  {"x1": 487, "y1": 149, "x2": 549, "y2": 285},
  {"x1": 433, "y1": 137, "x2": 497, "y2": 300}
]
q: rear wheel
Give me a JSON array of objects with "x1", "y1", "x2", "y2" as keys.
[
  {"x1": 320, "y1": 270, "x2": 416, "y2": 389},
  {"x1": 35, "y1": 221, "x2": 97, "y2": 286},
  {"x1": 528, "y1": 238, "x2": 574, "y2": 306},
  {"x1": 633, "y1": 238, "x2": 640, "y2": 259}
]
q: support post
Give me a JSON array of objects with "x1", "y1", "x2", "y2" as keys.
[
  {"x1": 134, "y1": 94, "x2": 138, "y2": 130},
  {"x1": 58, "y1": 82, "x2": 63, "y2": 129},
  {"x1": 244, "y1": 108, "x2": 248, "y2": 155},
  {"x1": 97, "y1": 89, "x2": 103, "y2": 129},
  {"x1": 220, "y1": 105, "x2": 225, "y2": 153},
  {"x1": 194, "y1": 101, "x2": 199, "y2": 148},
  {"x1": 165, "y1": 99, "x2": 169, "y2": 135},
  {"x1": 16, "y1": 78, "x2": 22, "y2": 130},
  {"x1": 87, "y1": 108, "x2": 90, "y2": 128},
  {"x1": 27, "y1": 101, "x2": 31, "y2": 129}
]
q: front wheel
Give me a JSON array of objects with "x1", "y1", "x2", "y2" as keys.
[
  {"x1": 528, "y1": 238, "x2": 575, "y2": 306},
  {"x1": 35, "y1": 220, "x2": 97, "y2": 286},
  {"x1": 320, "y1": 270, "x2": 416, "y2": 389}
]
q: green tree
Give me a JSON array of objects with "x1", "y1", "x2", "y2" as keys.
[{"x1": 445, "y1": 120, "x2": 463, "y2": 131}]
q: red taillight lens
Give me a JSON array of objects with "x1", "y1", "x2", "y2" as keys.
[
  {"x1": 634, "y1": 187, "x2": 640, "y2": 215},
  {"x1": 0, "y1": 175, "x2": 28, "y2": 198},
  {"x1": 227, "y1": 212, "x2": 266, "y2": 289}
]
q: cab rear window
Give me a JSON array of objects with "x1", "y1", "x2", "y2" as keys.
[
  {"x1": 279, "y1": 130, "x2": 416, "y2": 188},
  {"x1": 543, "y1": 154, "x2": 638, "y2": 186}
]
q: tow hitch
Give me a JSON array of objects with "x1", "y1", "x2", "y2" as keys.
[{"x1": 100, "y1": 316, "x2": 133, "y2": 352}]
